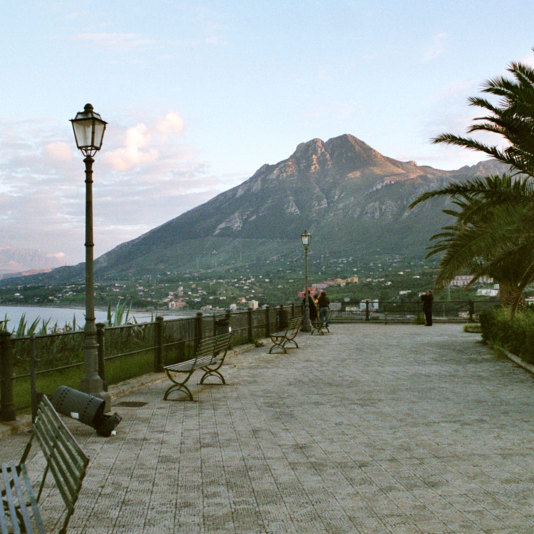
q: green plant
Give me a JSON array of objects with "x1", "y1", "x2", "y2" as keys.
[{"x1": 479, "y1": 307, "x2": 534, "y2": 363}]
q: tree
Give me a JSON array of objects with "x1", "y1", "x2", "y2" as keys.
[
  {"x1": 411, "y1": 175, "x2": 534, "y2": 316},
  {"x1": 433, "y1": 60, "x2": 534, "y2": 176},
  {"x1": 410, "y1": 57, "x2": 534, "y2": 317}
]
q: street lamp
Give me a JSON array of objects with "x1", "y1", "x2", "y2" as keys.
[
  {"x1": 301, "y1": 230, "x2": 312, "y2": 332},
  {"x1": 71, "y1": 104, "x2": 110, "y2": 409}
]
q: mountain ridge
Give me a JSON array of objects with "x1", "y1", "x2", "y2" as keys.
[{"x1": 1, "y1": 134, "x2": 506, "y2": 283}]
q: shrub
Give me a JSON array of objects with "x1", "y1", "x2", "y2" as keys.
[{"x1": 479, "y1": 307, "x2": 534, "y2": 363}]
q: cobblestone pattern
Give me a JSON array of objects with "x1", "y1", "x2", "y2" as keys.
[{"x1": 2, "y1": 324, "x2": 534, "y2": 533}]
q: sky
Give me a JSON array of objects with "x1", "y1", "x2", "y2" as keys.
[{"x1": 1, "y1": 0, "x2": 534, "y2": 266}]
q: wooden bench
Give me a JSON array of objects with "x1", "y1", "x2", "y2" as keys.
[
  {"x1": 163, "y1": 332, "x2": 233, "y2": 401},
  {"x1": 269, "y1": 316, "x2": 302, "y2": 354},
  {"x1": 311, "y1": 309, "x2": 333, "y2": 335},
  {"x1": 1, "y1": 395, "x2": 89, "y2": 534}
]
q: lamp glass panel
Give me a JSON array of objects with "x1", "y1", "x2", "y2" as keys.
[{"x1": 72, "y1": 119, "x2": 95, "y2": 149}]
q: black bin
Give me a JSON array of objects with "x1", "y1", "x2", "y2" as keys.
[{"x1": 51, "y1": 386, "x2": 121, "y2": 437}]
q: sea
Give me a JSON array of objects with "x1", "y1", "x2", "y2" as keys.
[{"x1": 0, "y1": 305, "x2": 163, "y2": 331}]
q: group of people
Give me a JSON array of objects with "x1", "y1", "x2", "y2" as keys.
[
  {"x1": 302, "y1": 288, "x2": 433, "y2": 327},
  {"x1": 304, "y1": 289, "x2": 330, "y2": 327}
]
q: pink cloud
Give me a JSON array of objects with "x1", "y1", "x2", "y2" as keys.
[{"x1": 44, "y1": 142, "x2": 73, "y2": 161}]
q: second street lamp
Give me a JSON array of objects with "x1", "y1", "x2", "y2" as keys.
[
  {"x1": 301, "y1": 230, "x2": 312, "y2": 332},
  {"x1": 71, "y1": 103, "x2": 110, "y2": 410}
]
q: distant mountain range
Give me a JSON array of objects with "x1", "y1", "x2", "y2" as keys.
[
  {"x1": 0, "y1": 247, "x2": 65, "y2": 278},
  {"x1": 2, "y1": 134, "x2": 505, "y2": 284}
]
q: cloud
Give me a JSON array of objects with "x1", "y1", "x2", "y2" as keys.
[
  {"x1": 44, "y1": 142, "x2": 73, "y2": 161},
  {"x1": 156, "y1": 111, "x2": 185, "y2": 140},
  {"x1": 103, "y1": 123, "x2": 159, "y2": 171},
  {"x1": 518, "y1": 50, "x2": 534, "y2": 67},
  {"x1": 421, "y1": 32, "x2": 447, "y2": 62},
  {"x1": 73, "y1": 33, "x2": 159, "y2": 51},
  {"x1": 0, "y1": 112, "x2": 241, "y2": 264}
]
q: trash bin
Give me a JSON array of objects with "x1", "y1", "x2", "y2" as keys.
[{"x1": 51, "y1": 386, "x2": 121, "y2": 437}]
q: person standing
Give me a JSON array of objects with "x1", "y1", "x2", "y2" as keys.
[
  {"x1": 420, "y1": 290, "x2": 433, "y2": 326},
  {"x1": 303, "y1": 290, "x2": 317, "y2": 326},
  {"x1": 317, "y1": 290, "x2": 330, "y2": 327}
]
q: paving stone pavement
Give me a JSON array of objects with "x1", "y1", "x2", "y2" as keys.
[{"x1": 2, "y1": 323, "x2": 534, "y2": 533}]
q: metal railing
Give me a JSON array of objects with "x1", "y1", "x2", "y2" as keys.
[
  {"x1": 0, "y1": 304, "x2": 299, "y2": 420},
  {"x1": 329, "y1": 299, "x2": 499, "y2": 323}
]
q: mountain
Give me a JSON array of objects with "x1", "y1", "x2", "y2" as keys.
[
  {"x1": 2, "y1": 134, "x2": 506, "y2": 284},
  {"x1": 0, "y1": 246, "x2": 66, "y2": 277}
]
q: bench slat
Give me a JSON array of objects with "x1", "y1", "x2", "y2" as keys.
[
  {"x1": 20, "y1": 464, "x2": 46, "y2": 534},
  {"x1": 165, "y1": 355, "x2": 213, "y2": 372},
  {"x1": 10, "y1": 463, "x2": 34, "y2": 533},
  {"x1": 33, "y1": 407, "x2": 88, "y2": 511},
  {"x1": 0, "y1": 482, "x2": 8, "y2": 534},
  {"x1": 37, "y1": 402, "x2": 88, "y2": 476},
  {"x1": 1, "y1": 464, "x2": 21, "y2": 534}
]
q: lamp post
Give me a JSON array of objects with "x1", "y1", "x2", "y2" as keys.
[
  {"x1": 301, "y1": 230, "x2": 312, "y2": 332},
  {"x1": 71, "y1": 104, "x2": 110, "y2": 409}
]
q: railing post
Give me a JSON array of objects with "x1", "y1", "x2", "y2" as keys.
[
  {"x1": 247, "y1": 307, "x2": 253, "y2": 343},
  {"x1": 154, "y1": 316, "x2": 164, "y2": 372},
  {"x1": 212, "y1": 313, "x2": 217, "y2": 337},
  {"x1": 0, "y1": 331, "x2": 16, "y2": 421},
  {"x1": 225, "y1": 309, "x2": 232, "y2": 347},
  {"x1": 30, "y1": 335, "x2": 40, "y2": 421},
  {"x1": 365, "y1": 299, "x2": 370, "y2": 321},
  {"x1": 96, "y1": 322, "x2": 107, "y2": 390},
  {"x1": 195, "y1": 312, "x2": 203, "y2": 344},
  {"x1": 265, "y1": 306, "x2": 270, "y2": 338},
  {"x1": 291, "y1": 303, "x2": 295, "y2": 318}
]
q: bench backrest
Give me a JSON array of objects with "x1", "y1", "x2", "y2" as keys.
[
  {"x1": 196, "y1": 332, "x2": 232, "y2": 360},
  {"x1": 22, "y1": 395, "x2": 89, "y2": 530},
  {"x1": 288, "y1": 317, "x2": 302, "y2": 332}
]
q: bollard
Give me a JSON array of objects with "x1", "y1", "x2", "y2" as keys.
[
  {"x1": 265, "y1": 306, "x2": 270, "y2": 338},
  {"x1": 96, "y1": 323, "x2": 107, "y2": 391},
  {"x1": 0, "y1": 331, "x2": 16, "y2": 421},
  {"x1": 247, "y1": 307, "x2": 253, "y2": 343},
  {"x1": 278, "y1": 305, "x2": 289, "y2": 330},
  {"x1": 468, "y1": 300, "x2": 475, "y2": 323},
  {"x1": 195, "y1": 312, "x2": 203, "y2": 347},
  {"x1": 154, "y1": 316, "x2": 164, "y2": 372},
  {"x1": 30, "y1": 335, "x2": 41, "y2": 421}
]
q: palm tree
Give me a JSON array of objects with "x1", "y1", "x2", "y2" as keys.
[
  {"x1": 433, "y1": 61, "x2": 534, "y2": 176},
  {"x1": 410, "y1": 57, "x2": 534, "y2": 317},
  {"x1": 410, "y1": 174, "x2": 534, "y2": 317}
]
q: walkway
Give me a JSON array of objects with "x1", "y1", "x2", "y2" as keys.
[{"x1": 2, "y1": 324, "x2": 534, "y2": 533}]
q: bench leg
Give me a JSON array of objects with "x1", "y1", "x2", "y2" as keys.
[
  {"x1": 269, "y1": 342, "x2": 287, "y2": 354},
  {"x1": 163, "y1": 369, "x2": 195, "y2": 401},
  {"x1": 164, "y1": 382, "x2": 194, "y2": 401},
  {"x1": 199, "y1": 369, "x2": 225, "y2": 384},
  {"x1": 285, "y1": 338, "x2": 299, "y2": 349}
]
